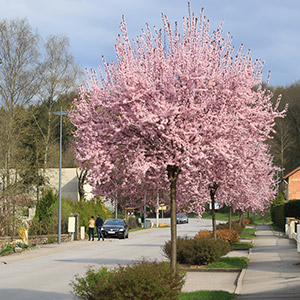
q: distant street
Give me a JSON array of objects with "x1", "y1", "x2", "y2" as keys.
[{"x1": 0, "y1": 218, "x2": 215, "y2": 300}]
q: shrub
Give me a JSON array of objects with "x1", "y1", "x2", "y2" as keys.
[
  {"x1": 71, "y1": 260, "x2": 185, "y2": 300},
  {"x1": 271, "y1": 193, "x2": 286, "y2": 222},
  {"x1": 47, "y1": 234, "x2": 57, "y2": 244},
  {"x1": 127, "y1": 216, "x2": 139, "y2": 229},
  {"x1": 195, "y1": 229, "x2": 239, "y2": 244},
  {"x1": 216, "y1": 229, "x2": 240, "y2": 244},
  {"x1": 73, "y1": 198, "x2": 112, "y2": 232},
  {"x1": 194, "y1": 230, "x2": 212, "y2": 239},
  {"x1": 243, "y1": 218, "x2": 253, "y2": 225},
  {"x1": 272, "y1": 193, "x2": 286, "y2": 207},
  {"x1": 163, "y1": 237, "x2": 231, "y2": 266},
  {"x1": 0, "y1": 241, "x2": 29, "y2": 256},
  {"x1": 216, "y1": 222, "x2": 244, "y2": 235}
]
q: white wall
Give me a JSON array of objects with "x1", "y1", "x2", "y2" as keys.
[{"x1": 46, "y1": 168, "x2": 93, "y2": 202}]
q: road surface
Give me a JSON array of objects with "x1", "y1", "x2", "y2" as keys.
[{"x1": 0, "y1": 218, "x2": 216, "y2": 300}]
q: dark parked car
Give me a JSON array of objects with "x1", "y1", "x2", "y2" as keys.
[
  {"x1": 102, "y1": 218, "x2": 129, "y2": 239},
  {"x1": 176, "y1": 214, "x2": 188, "y2": 224}
]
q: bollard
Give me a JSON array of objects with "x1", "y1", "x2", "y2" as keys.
[
  {"x1": 80, "y1": 226, "x2": 85, "y2": 240},
  {"x1": 289, "y1": 221, "x2": 295, "y2": 239},
  {"x1": 297, "y1": 224, "x2": 300, "y2": 252}
]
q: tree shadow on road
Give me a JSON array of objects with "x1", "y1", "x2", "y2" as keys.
[{"x1": 0, "y1": 288, "x2": 73, "y2": 300}]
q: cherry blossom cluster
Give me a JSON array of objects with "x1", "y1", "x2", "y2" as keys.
[{"x1": 70, "y1": 7, "x2": 285, "y2": 216}]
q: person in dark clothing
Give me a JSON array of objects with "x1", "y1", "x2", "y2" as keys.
[{"x1": 95, "y1": 214, "x2": 105, "y2": 241}]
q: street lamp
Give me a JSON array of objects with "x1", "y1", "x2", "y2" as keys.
[{"x1": 53, "y1": 107, "x2": 68, "y2": 244}]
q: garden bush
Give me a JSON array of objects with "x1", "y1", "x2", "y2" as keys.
[
  {"x1": 194, "y1": 230, "x2": 212, "y2": 239},
  {"x1": 127, "y1": 216, "x2": 139, "y2": 229},
  {"x1": 0, "y1": 241, "x2": 29, "y2": 256},
  {"x1": 163, "y1": 237, "x2": 231, "y2": 265},
  {"x1": 271, "y1": 193, "x2": 286, "y2": 223},
  {"x1": 71, "y1": 260, "x2": 185, "y2": 300},
  {"x1": 243, "y1": 218, "x2": 253, "y2": 225},
  {"x1": 216, "y1": 229, "x2": 240, "y2": 244},
  {"x1": 216, "y1": 222, "x2": 244, "y2": 235},
  {"x1": 195, "y1": 229, "x2": 239, "y2": 244}
]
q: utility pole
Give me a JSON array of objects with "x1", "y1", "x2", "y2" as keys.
[{"x1": 53, "y1": 107, "x2": 68, "y2": 244}]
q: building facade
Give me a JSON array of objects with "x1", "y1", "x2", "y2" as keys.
[{"x1": 284, "y1": 166, "x2": 300, "y2": 200}]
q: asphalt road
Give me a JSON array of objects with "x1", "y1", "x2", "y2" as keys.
[{"x1": 0, "y1": 218, "x2": 215, "y2": 300}]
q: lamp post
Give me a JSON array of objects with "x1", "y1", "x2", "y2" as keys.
[{"x1": 53, "y1": 107, "x2": 68, "y2": 244}]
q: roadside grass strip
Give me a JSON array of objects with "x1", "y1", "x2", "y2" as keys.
[
  {"x1": 232, "y1": 241, "x2": 253, "y2": 249},
  {"x1": 179, "y1": 290, "x2": 236, "y2": 300},
  {"x1": 243, "y1": 228, "x2": 256, "y2": 233},
  {"x1": 128, "y1": 227, "x2": 148, "y2": 232},
  {"x1": 240, "y1": 232, "x2": 256, "y2": 239},
  {"x1": 202, "y1": 212, "x2": 240, "y2": 222},
  {"x1": 204, "y1": 257, "x2": 249, "y2": 269}
]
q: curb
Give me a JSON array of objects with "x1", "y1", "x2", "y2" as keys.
[
  {"x1": 180, "y1": 267, "x2": 242, "y2": 272},
  {"x1": 234, "y1": 268, "x2": 246, "y2": 294},
  {"x1": 234, "y1": 247, "x2": 252, "y2": 294}
]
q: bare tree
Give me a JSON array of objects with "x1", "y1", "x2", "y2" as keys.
[
  {"x1": 38, "y1": 35, "x2": 82, "y2": 170},
  {"x1": 269, "y1": 118, "x2": 296, "y2": 177},
  {"x1": 0, "y1": 18, "x2": 42, "y2": 190}
]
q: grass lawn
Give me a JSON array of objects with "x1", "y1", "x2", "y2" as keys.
[
  {"x1": 128, "y1": 227, "x2": 147, "y2": 232},
  {"x1": 243, "y1": 228, "x2": 256, "y2": 233},
  {"x1": 205, "y1": 257, "x2": 249, "y2": 269},
  {"x1": 202, "y1": 210, "x2": 272, "y2": 225},
  {"x1": 240, "y1": 232, "x2": 256, "y2": 239},
  {"x1": 252, "y1": 211, "x2": 271, "y2": 224},
  {"x1": 179, "y1": 290, "x2": 236, "y2": 300},
  {"x1": 232, "y1": 241, "x2": 253, "y2": 249},
  {"x1": 202, "y1": 212, "x2": 240, "y2": 222}
]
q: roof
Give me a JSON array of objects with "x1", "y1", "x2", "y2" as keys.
[{"x1": 284, "y1": 166, "x2": 300, "y2": 179}]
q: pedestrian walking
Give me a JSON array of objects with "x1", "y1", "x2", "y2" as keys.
[
  {"x1": 88, "y1": 216, "x2": 95, "y2": 241},
  {"x1": 96, "y1": 214, "x2": 105, "y2": 241}
]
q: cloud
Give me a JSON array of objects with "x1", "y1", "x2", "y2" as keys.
[{"x1": 0, "y1": 0, "x2": 299, "y2": 86}]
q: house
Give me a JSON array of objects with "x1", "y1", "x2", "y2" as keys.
[
  {"x1": 283, "y1": 166, "x2": 300, "y2": 201},
  {"x1": 46, "y1": 168, "x2": 93, "y2": 202}
]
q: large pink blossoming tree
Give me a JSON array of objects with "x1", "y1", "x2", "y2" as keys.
[{"x1": 70, "y1": 7, "x2": 284, "y2": 270}]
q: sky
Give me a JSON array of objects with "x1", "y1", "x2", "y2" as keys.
[{"x1": 1, "y1": 0, "x2": 299, "y2": 87}]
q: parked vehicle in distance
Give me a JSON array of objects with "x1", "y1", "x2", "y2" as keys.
[
  {"x1": 102, "y1": 218, "x2": 129, "y2": 239},
  {"x1": 176, "y1": 214, "x2": 188, "y2": 224}
]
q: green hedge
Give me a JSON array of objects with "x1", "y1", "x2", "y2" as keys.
[
  {"x1": 272, "y1": 204, "x2": 285, "y2": 230},
  {"x1": 284, "y1": 199, "x2": 300, "y2": 218},
  {"x1": 271, "y1": 199, "x2": 300, "y2": 230}
]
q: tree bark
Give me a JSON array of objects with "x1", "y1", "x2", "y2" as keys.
[
  {"x1": 76, "y1": 169, "x2": 88, "y2": 202},
  {"x1": 167, "y1": 164, "x2": 181, "y2": 272},
  {"x1": 229, "y1": 206, "x2": 232, "y2": 230},
  {"x1": 209, "y1": 183, "x2": 219, "y2": 240}
]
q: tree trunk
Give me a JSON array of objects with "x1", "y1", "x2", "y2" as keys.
[
  {"x1": 209, "y1": 183, "x2": 219, "y2": 240},
  {"x1": 76, "y1": 169, "x2": 88, "y2": 201},
  {"x1": 167, "y1": 165, "x2": 180, "y2": 272},
  {"x1": 211, "y1": 192, "x2": 217, "y2": 239},
  {"x1": 229, "y1": 206, "x2": 232, "y2": 230}
]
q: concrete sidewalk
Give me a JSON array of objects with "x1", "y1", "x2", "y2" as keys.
[
  {"x1": 182, "y1": 248, "x2": 249, "y2": 294},
  {"x1": 237, "y1": 224, "x2": 300, "y2": 299}
]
